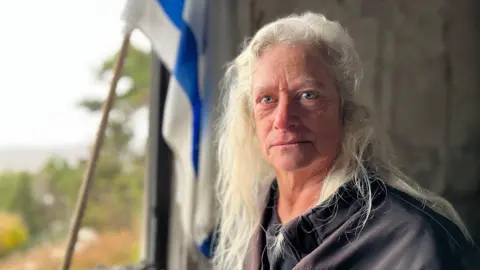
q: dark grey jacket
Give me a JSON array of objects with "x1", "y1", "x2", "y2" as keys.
[{"x1": 246, "y1": 180, "x2": 480, "y2": 270}]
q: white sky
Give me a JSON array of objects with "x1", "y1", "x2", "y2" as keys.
[{"x1": 0, "y1": 0, "x2": 151, "y2": 149}]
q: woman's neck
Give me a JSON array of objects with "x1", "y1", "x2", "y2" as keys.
[{"x1": 275, "y1": 167, "x2": 328, "y2": 224}]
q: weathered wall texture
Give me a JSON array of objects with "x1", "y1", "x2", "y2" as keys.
[{"x1": 235, "y1": 0, "x2": 480, "y2": 241}]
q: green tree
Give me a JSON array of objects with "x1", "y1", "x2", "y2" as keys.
[
  {"x1": 79, "y1": 45, "x2": 151, "y2": 119},
  {"x1": 38, "y1": 157, "x2": 84, "y2": 209},
  {"x1": 0, "y1": 172, "x2": 24, "y2": 210},
  {"x1": 0, "y1": 172, "x2": 47, "y2": 241}
]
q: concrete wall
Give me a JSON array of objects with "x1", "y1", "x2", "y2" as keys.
[{"x1": 234, "y1": 0, "x2": 480, "y2": 241}]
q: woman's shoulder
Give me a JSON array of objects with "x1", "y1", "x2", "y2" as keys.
[
  {"x1": 376, "y1": 183, "x2": 468, "y2": 244},
  {"x1": 362, "y1": 182, "x2": 480, "y2": 268}
]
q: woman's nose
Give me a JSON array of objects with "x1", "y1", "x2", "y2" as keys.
[{"x1": 273, "y1": 96, "x2": 299, "y2": 130}]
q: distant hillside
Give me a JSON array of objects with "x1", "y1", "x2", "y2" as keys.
[{"x1": 0, "y1": 145, "x2": 89, "y2": 172}]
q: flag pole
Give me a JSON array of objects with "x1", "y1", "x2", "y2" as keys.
[{"x1": 60, "y1": 32, "x2": 131, "y2": 270}]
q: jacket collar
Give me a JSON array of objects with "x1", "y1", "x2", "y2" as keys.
[{"x1": 245, "y1": 178, "x2": 385, "y2": 269}]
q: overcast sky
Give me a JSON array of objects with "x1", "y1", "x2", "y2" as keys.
[{"x1": 0, "y1": 0, "x2": 150, "y2": 149}]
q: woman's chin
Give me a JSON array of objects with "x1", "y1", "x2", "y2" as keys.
[{"x1": 271, "y1": 156, "x2": 314, "y2": 172}]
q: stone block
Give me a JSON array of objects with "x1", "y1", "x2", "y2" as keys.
[
  {"x1": 446, "y1": 194, "x2": 480, "y2": 244},
  {"x1": 445, "y1": 139, "x2": 480, "y2": 194},
  {"x1": 391, "y1": 56, "x2": 448, "y2": 147},
  {"x1": 255, "y1": 0, "x2": 294, "y2": 27},
  {"x1": 397, "y1": 0, "x2": 444, "y2": 18},
  {"x1": 379, "y1": 30, "x2": 395, "y2": 130},
  {"x1": 361, "y1": 0, "x2": 397, "y2": 29},
  {"x1": 392, "y1": 137, "x2": 446, "y2": 193},
  {"x1": 292, "y1": 0, "x2": 338, "y2": 16},
  {"x1": 348, "y1": 18, "x2": 379, "y2": 111},
  {"x1": 446, "y1": 0, "x2": 480, "y2": 147}
]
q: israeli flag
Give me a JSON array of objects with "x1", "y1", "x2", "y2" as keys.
[{"x1": 121, "y1": 0, "x2": 232, "y2": 262}]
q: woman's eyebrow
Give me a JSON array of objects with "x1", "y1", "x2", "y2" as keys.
[
  {"x1": 252, "y1": 84, "x2": 275, "y2": 95},
  {"x1": 290, "y1": 77, "x2": 327, "y2": 95},
  {"x1": 252, "y1": 77, "x2": 326, "y2": 94},
  {"x1": 294, "y1": 77, "x2": 325, "y2": 88}
]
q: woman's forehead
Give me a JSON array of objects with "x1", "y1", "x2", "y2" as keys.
[{"x1": 251, "y1": 44, "x2": 332, "y2": 92}]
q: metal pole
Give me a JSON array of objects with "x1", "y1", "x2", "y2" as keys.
[{"x1": 144, "y1": 56, "x2": 172, "y2": 269}]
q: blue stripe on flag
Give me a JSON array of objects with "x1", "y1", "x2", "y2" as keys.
[
  {"x1": 198, "y1": 231, "x2": 214, "y2": 258},
  {"x1": 156, "y1": 0, "x2": 185, "y2": 29},
  {"x1": 157, "y1": 0, "x2": 211, "y2": 257},
  {"x1": 157, "y1": 0, "x2": 201, "y2": 174}
]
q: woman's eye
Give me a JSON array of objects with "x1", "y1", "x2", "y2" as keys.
[
  {"x1": 261, "y1": 96, "x2": 274, "y2": 104},
  {"x1": 301, "y1": 91, "x2": 319, "y2": 100}
]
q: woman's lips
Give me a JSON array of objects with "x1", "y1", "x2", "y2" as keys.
[{"x1": 271, "y1": 140, "x2": 311, "y2": 147}]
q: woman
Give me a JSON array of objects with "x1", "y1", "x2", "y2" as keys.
[{"x1": 214, "y1": 12, "x2": 479, "y2": 270}]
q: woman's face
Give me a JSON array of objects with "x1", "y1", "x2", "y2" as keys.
[{"x1": 252, "y1": 44, "x2": 343, "y2": 172}]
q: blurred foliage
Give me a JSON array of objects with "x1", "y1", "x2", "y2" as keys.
[
  {"x1": 0, "y1": 230, "x2": 138, "y2": 269},
  {"x1": 78, "y1": 45, "x2": 151, "y2": 120},
  {"x1": 0, "y1": 213, "x2": 28, "y2": 257},
  {"x1": 0, "y1": 43, "x2": 151, "y2": 267},
  {"x1": 0, "y1": 172, "x2": 48, "y2": 240}
]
